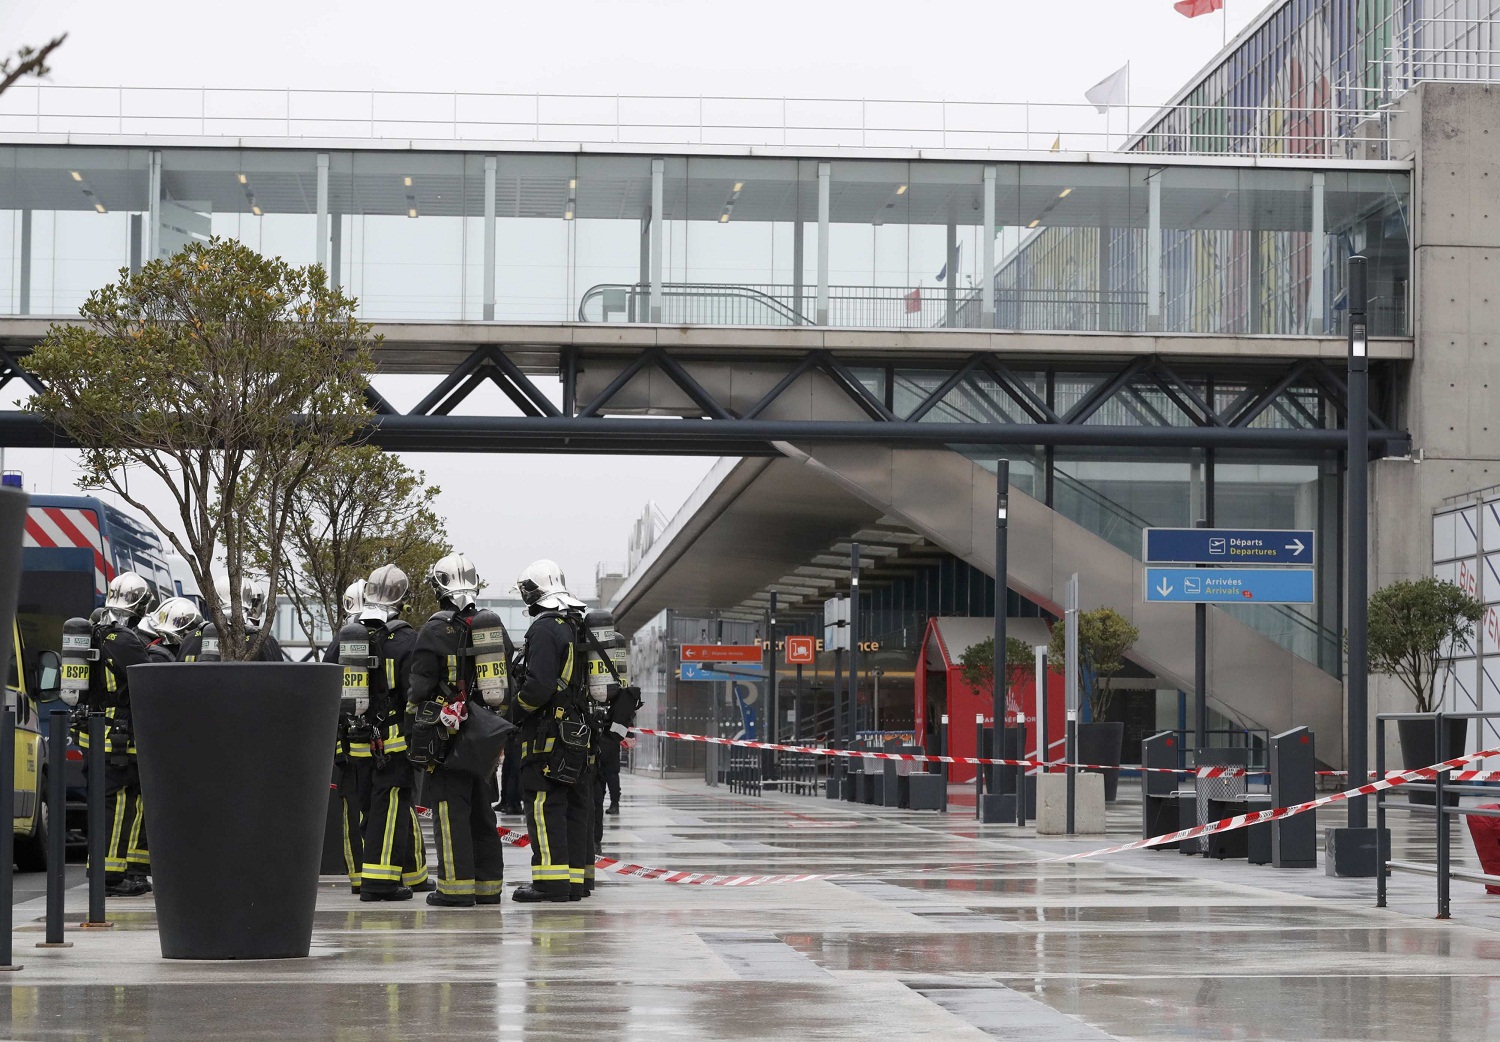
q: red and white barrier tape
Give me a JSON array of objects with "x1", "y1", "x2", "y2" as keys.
[
  {"x1": 1048, "y1": 746, "x2": 1500, "y2": 862},
  {"x1": 632, "y1": 727, "x2": 1243, "y2": 777},
  {"x1": 495, "y1": 826, "x2": 841, "y2": 886}
]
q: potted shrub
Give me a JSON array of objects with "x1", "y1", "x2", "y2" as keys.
[
  {"x1": 1049, "y1": 608, "x2": 1139, "y2": 802},
  {"x1": 28, "y1": 238, "x2": 376, "y2": 959},
  {"x1": 1368, "y1": 577, "x2": 1484, "y2": 807},
  {"x1": 959, "y1": 635, "x2": 1033, "y2": 790}
]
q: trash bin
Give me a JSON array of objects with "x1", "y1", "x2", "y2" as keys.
[{"x1": 1465, "y1": 805, "x2": 1500, "y2": 895}]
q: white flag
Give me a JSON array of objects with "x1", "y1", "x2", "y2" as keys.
[{"x1": 1085, "y1": 63, "x2": 1130, "y2": 114}]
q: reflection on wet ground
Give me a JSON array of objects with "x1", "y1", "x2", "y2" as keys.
[{"x1": 3, "y1": 775, "x2": 1500, "y2": 1040}]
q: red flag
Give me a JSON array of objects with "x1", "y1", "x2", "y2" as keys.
[
  {"x1": 1173, "y1": 0, "x2": 1222, "y2": 17},
  {"x1": 904, "y1": 286, "x2": 921, "y2": 313}
]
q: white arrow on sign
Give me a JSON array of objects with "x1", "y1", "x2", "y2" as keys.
[
  {"x1": 1285, "y1": 538, "x2": 1306, "y2": 556},
  {"x1": 1155, "y1": 578, "x2": 1174, "y2": 597}
]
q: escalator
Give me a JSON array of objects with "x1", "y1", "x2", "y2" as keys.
[{"x1": 777, "y1": 440, "x2": 1346, "y2": 765}]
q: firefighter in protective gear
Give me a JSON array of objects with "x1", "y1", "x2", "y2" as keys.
[
  {"x1": 179, "y1": 577, "x2": 283, "y2": 662},
  {"x1": 406, "y1": 553, "x2": 509, "y2": 907},
  {"x1": 510, "y1": 559, "x2": 594, "y2": 903},
  {"x1": 141, "y1": 597, "x2": 203, "y2": 663},
  {"x1": 357, "y1": 564, "x2": 429, "y2": 900},
  {"x1": 84, "y1": 572, "x2": 155, "y2": 897}
]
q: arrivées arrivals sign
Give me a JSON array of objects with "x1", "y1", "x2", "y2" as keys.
[{"x1": 1143, "y1": 567, "x2": 1315, "y2": 604}]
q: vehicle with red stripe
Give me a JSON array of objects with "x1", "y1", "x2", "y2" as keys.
[{"x1": 17, "y1": 494, "x2": 174, "y2": 847}]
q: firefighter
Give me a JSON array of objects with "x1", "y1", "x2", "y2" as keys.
[
  {"x1": 406, "y1": 553, "x2": 509, "y2": 907},
  {"x1": 353, "y1": 564, "x2": 430, "y2": 901},
  {"x1": 142, "y1": 597, "x2": 204, "y2": 663},
  {"x1": 509, "y1": 559, "x2": 593, "y2": 904},
  {"x1": 179, "y1": 577, "x2": 283, "y2": 662},
  {"x1": 326, "y1": 581, "x2": 374, "y2": 894},
  {"x1": 85, "y1": 572, "x2": 156, "y2": 897}
]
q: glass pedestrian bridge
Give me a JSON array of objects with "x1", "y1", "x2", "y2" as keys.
[{"x1": 0, "y1": 133, "x2": 1411, "y2": 338}]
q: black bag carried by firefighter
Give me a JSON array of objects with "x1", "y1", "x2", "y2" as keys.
[{"x1": 429, "y1": 607, "x2": 516, "y2": 778}]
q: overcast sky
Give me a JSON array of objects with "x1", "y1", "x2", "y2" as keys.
[{"x1": 0, "y1": 0, "x2": 1274, "y2": 597}]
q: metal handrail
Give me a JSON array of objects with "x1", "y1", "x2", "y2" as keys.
[
  {"x1": 0, "y1": 84, "x2": 1401, "y2": 156},
  {"x1": 1376, "y1": 709, "x2": 1500, "y2": 919}
]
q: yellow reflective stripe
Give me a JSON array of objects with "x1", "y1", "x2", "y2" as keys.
[
  {"x1": 402, "y1": 863, "x2": 430, "y2": 887},
  {"x1": 568, "y1": 868, "x2": 584, "y2": 884},
  {"x1": 379, "y1": 793, "x2": 399, "y2": 872},
  {"x1": 341, "y1": 796, "x2": 358, "y2": 885},
  {"x1": 107, "y1": 791, "x2": 126, "y2": 872},
  {"x1": 531, "y1": 867, "x2": 570, "y2": 881},
  {"x1": 362, "y1": 864, "x2": 401, "y2": 882},
  {"x1": 521, "y1": 737, "x2": 555, "y2": 758},
  {"x1": 386, "y1": 659, "x2": 396, "y2": 689},
  {"x1": 557, "y1": 639, "x2": 574, "y2": 690},
  {"x1": 126, "y1": 792, "x2": 148, "y2": 863},
  {"x1": 437, "y1": 879, "x2": 476, "y2": 896},
  {"x1": 475, "y1": 879, "x2": 503, "y2": 897},
  {"x1": 438, "y1": 801, "x2": 457, "y2": 888},
  {"x1": 533, "y1": 791, "x2": 555, "y2": 871},
  {"x1": 445, "y1": 655, "x2": 457, "y2": 685},
  {"x1": 409, "y1": 807, "x2": 428, "y2": 866}
]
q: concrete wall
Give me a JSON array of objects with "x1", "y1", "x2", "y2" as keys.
[{"x1": 1371, "y1": 83, "x2": 1500, "y2": 752}]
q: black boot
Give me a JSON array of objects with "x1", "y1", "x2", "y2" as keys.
[
  {"x1": 425, "y1": 891, "x2": 475, "y2": 908},
  {"x1": 511, "y1": 886, "x2": 570, "y2": 904},
  {"x1": 361, "y1": 886, "x2": 413, "y2": 902},
  {"x1": 106, "y1": 877, "x2": 151, "y2": 898}
]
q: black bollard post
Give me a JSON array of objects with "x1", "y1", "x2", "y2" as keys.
[
  {"x1": 0, "y1": 704, "x2": 20, "y2": 970},
  {"x1": 82, "y1": 712, "x2": 112, "y2": 928},
  {"x1": 37, "y1": 708, "x2": 73, "y2": 949}
]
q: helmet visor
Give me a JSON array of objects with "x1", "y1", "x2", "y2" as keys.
[{"x1": 363, "y1": 566, "x2": 411, "y2": 611}]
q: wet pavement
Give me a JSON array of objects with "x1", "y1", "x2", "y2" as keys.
[{"x1": 3, "y1": 775, "x2": 1500, "y2": 1040}]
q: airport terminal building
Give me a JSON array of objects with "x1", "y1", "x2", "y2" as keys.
[{"x1": 0, "y1": 0, "x2": 1498, "y2": 771}]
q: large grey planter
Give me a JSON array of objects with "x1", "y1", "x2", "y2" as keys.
[{"x1": 129, "y1": 662, "x2": 340, "y2": 960}]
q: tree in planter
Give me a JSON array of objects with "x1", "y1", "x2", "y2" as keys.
[
  {"x1": 263, "y1": 445, "x2": 449, "y2": 647},
  {"x1": 958, "y1": 636, "x2": 1034, "y2": 719},
  {"x1": 1047, "y1": 607, "x2": 1140, "y2": 721},
  {"x1": 1368, "y1": 577, "x2": 1484, "y2": 712},
  {"x1": 27, "y1": 237, "x2": 376, "y2": 659}
]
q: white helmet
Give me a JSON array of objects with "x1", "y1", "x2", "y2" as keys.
[
  {"x1": 150, "y1": 597, "x2": 205, "y2": 645},
  {"x1": 515, "y1": 559, "x2": 584, "y2": 612},
  {"x1": 214, "y1": 575, "x2": 269, "y2": 628},
  {"x1": 342, "y1": 581, "x2": 366, "y2": 620},
  {"x1": 104, "y1": 572, "x2": 155, "y2": 622},
  {"x1": 427, "y1": 553, "x2": 479, "y2": 611},
  {"x1": 246, "y1": 579, "x2": 272, "y2": 628},
  {"x1": 362, "y1": 564, "x2": 410, "y2": 620}
]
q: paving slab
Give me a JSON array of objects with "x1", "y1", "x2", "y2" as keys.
[{"x1": 0, "y1": 774, "x2": 1497, "y2": 1041}]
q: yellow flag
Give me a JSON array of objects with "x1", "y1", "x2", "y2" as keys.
[{"x1": 1050, "y1": 135, "x2": 1062, "y2": 153}]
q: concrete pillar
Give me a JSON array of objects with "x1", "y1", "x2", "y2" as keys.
[
  {"x1": 128, "y1": 214, "x2": 141, "y2": 276},
  {"x1": 315, "y1": 154, "x2": 329, "y2": 269},
  {"x1": 1309, "y1": 171, "x2": 1326, "y2": 334},
  {"x1": 793, "y1": 218, "x2": 805, "y2": 325},
  {"x1": 817, "y1": 162, "x2": 830, "y2": 325},
  {"x1": 981, "y1": 166, "x2": 995, "y2": 329},
  {"x1": 945, "y1": 222, "x2": 958, "y2": 327},
  {"x1": 17, "y1": 211, "x2": 30, "y2": 316},
  {"x1": 1146, "y1": 169, "x2": 1162, "y2": 332},
  {"x1": 483, "y1": 156, "x2": 497, "y2": 321},
  {"x1": 147, "y1": 151, "x2": 162, "y2": 262},
  {"x1": 650, "y1": 158, "x2": 664, "y2": 322}
]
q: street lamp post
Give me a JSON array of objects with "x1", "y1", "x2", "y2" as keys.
[{"x1": 1326, "y1": 254, "x2": 1382, "y2": 878}]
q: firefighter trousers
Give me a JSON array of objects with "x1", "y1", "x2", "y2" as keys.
[
  {"x1": 521, "y1": 763, "x2": 592, "y2": 898},
  {"x1": 90, "y1": 758, "x2": 148, "y2": 882},
  {"x1": 336, "y1": 756, "x2": 374, "y2": 889},
  {"x1": 361, "y1": 753, "x2": 428, "y2": 893},
  {"x1": 425, "y1": 766, "x2": 504, "y2": 902}
]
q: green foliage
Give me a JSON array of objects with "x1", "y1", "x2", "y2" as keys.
[
  {"x1": 27, "y1": 237, "x2": 376, "y2": 659},
  {"x1": 1048, "y1": 607, "x2": 1140, "y2": 720},
  {"x1": 267, "y1": 445, "x2": 448, "y2": 643},
  {"x1": 958, "y1": 636, "x2": 1033, "y2": 706},
  {"x1": 1368, "y1": 577, "x2": 1485, "y2": 713}
]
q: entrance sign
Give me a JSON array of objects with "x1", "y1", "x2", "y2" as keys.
[
  {"x1": 1144, "y1": 567, "x2": 1315, "y2": 604},
  {"x1": 1143, "y1": 528, "x2": 1314, "y2": 566}
]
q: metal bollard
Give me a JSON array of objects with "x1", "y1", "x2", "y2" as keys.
[
  {"x1": 82, "y1": 713, "x2": 112, "y2": 928},
  {"x1": 37, "y1": 708, "x2": 72, "y2": 949},
  {"x1": 0, "y1": 705, "x2": 20, "y2": 970}
]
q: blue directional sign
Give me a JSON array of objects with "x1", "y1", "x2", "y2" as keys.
[
  {"x1": 1143, "y1": 527, "x2": 1315, "y2": 566},
  {"x1": 679, "y1": 661, "x2": 765, "y2": 682},
  {"x1": 1144, "y1": 567, "x2": 1315, "y2": 604}
]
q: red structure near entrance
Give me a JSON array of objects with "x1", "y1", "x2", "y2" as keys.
[{"x1": 915, "y1": 617, "x2": 1064, "y2": 784}]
